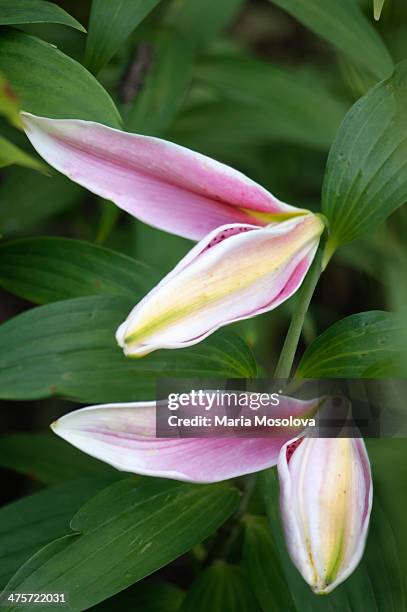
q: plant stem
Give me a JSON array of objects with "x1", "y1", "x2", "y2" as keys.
[{"x1": 274, "y1": 247, "x2": 323, "y2": 379}]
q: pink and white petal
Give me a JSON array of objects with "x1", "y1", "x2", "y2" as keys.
[
  {"x1": 51, "y1": 397, "x2": 321, "y2": 483},
  {"x1": 117, "y1": 215, "x2": 324, "y2": 356},
  {"x1": 21, "y1": 113, "x2": 303, "y2": 240}
]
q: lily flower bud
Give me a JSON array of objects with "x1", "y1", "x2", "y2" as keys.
[
  {"x1": 277, "y1": 437, "x2": 373, "y2": 594},
  {"x1": 116, "y1": 214, "x2": 324, "y2": 356}
]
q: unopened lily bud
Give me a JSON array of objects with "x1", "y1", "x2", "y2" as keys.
[
  {"x1": 278, "y1": 437, "x2": 373, "y2": 594},
  {"x1": 116, "y1": 214, "x2": 324, "y2": 356}
]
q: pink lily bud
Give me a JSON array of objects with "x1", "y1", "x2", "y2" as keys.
[
  {"x1": 278, "y1": 437, "x2": 373, "y2": 594},
  {"x1": 116, "y1": 214, "x2": 324, "y2": 356}
]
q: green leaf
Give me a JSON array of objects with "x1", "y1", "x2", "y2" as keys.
[
  {"x1": 194, "y1": 53, "x2": 346, "y2": 150},
  {"x1": 0, "y1": 237, "x2": 160, "y2": 303},
  {"x1": 4, "y1": 479, "x2": 240, "y2": 611},
  {"x1": 0, "y1": 433, "x2": 117, "y2": 484},
  {"x1": 0, "y1": 29, "x2": 121, "y2": 126},
  {"x1": 3, "y1": 534, "x2": 79, "y2": 595},
  {"x1": 84, "y1": 0, "x2": 162, "y2": 74},
  {"x1": 0, "y1": 477, "x2": 115, "y2": 588},
  {"x1": 0, "y1": 0, "x2": 85, "y2": 31},
  {"x1": 243, "y1": 515, "x2": 295, "y2": 612},
  {"x1": 297, "y1": 311, "x2": 401, "y2": 378},
  {"x1": 93, "y1": 580, "x2": 185, "y2": 612},
  {"x1": 181, "y1": 561, "x2": 260, "y2": 612},
  {"x1": 323, "y1": 62, "x2": 407, "y2": 249},
  {"x1": 270, "y1": 0, "x2": 393, "y2": 80},
  {"x1": 166, "y1": 0, "x2": 245, "y2": 48},
  {"x1": 0, "y1": 168, "x2": 82, "y2": 236},
  {"x1": 0, "y1": 296, "x2": 257, "y2": 402},
  {"x1": 125, "y1": 27, "x2": 194, "y2": 136},
  {"x1": 374, "y1": 0, "x2": 386, "y2": 21},
  {"x1": 0, "y1": 134, "x2": 46, "y2": 171}
]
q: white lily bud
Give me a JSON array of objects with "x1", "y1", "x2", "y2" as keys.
[{"x1": 278, "y1": 437, "x2": 373, "y2": 594}]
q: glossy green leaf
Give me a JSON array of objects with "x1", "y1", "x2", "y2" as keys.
[
  {"x1": 0, "y1": 0, "x2": 85, "y2": 31},
  {"x1": 4, "y1": 479, "x2": 240, "y2": 611},
  {"x1": 0, "y1": 433, "x2": 117, "y2": 484},
  {"x1": 125, "y1": 27, "x2": 194, "y2": 135},
  {"x1": 297, "y1": 311, "x2": 401, "y2": 378},
  {"x1": 0, "y1": 237, "x2": 160, "y2": 304},
  {"x1": 0, "y1": 296, "x2": 257, "y2": 402},
  {"x1": 259, "y1": 467, "x2": 405, "y2": 611},
  {"x1": 0, "y1": 168, "x2": 82, "y2": 236},
  {"x1": 243, "y1": 515, "x2": 295, "y2": 612},
  {"x1": 0, "y1": 134, "x2": 46, "y2": 171},
  {"x1": 0, "y1": 29, "x2": 121, "y2": 126},
  {"x1": 374, "y1": 0, "x2": 386, "y2": 20},
  {"x1": 0, "y1": 477, "x2": 114, "y2": 588},
  {"x1": 194, "y1": 53, "x2": 346, "y2": 150},
  {"x1": 270, "y1": 0, "x2": 393, "y2": 80},
  {"x1": 166, "y1": 0, "x2": 244, "y2": 48},
  {"x1": 323, "y1": 62, "x2": 407, "y2": 249},
  {"x1": 84, "y1": 0, "x2": 162, "y2": 74},
  {"x1": 181, "y1": 561, "x2": 260, "y2": 612}
]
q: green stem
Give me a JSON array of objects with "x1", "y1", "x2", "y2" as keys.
[{"x1": 274, "y1": 247, "x2": 323, "y2": 379}]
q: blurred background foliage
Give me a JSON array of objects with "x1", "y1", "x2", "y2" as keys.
[{"x1": 0, "y1": 0, "x2": 406, "y2": 610}]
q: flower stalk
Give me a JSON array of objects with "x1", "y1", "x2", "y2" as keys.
[{"x1": 275, "y1": 246, "x2": 324, "y2": 379}]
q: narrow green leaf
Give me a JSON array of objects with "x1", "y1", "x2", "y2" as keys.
[
  {"x1": 243, "y1": 515, "x2": 295, "y2": 612},
  {"x1": 323, "y1": 62, "x2": 407, "y2": 248},
  {"x1": 4, "y1": 479, "x2": 240, "y2": 611},
  {"x1": 165, "y1": 0, "x2": 244, "y2": 48},
  {"x1": 269, "y1": 0, "x2": 393, "y2": 80},
  {"x1": 84, "y1": 0, "x2": 162, "y2": 74},
  {"x1": 0, "y1": 29, "x2": 121, "y2": 126},
  {"x1": 0, "y1": 168, "x2": 82, "y2": 236},
  {"x1": 0, "y1": 0, "x2": 85, "y2": 31},
  {"x1": 181, "y1": 561, "x2": 260, "y2": 612},
  {"x1": 0, "y1": 237, "x2": 160, "y2": 303},
  {"x1": 0, "y1": 477, "x2": 115, "y2": 588},
  {"x1": 0, "y1": 433, "x2": 117, "y2": 484},
  {"x1": 4, "y1": 534, "x2": 78, "y2": 595},
  {"x1": 0, "y1": 296, "x2": 257, "y2": 402},
  {"x1": 194, "y1": 53, "x2": 346, "y2": 150},
  {"x1": 0, "y1": 134, "x2": 46, "y2": 171},
  {"x1": 297, "y1": 311, "x2": 401, "y2": 378},
  {"x1": 374, "y1": 0, "x2": 386, "y2": 21},
  {"x1": 125, "y1": 27, "x2": 194, "y2": 136}
]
